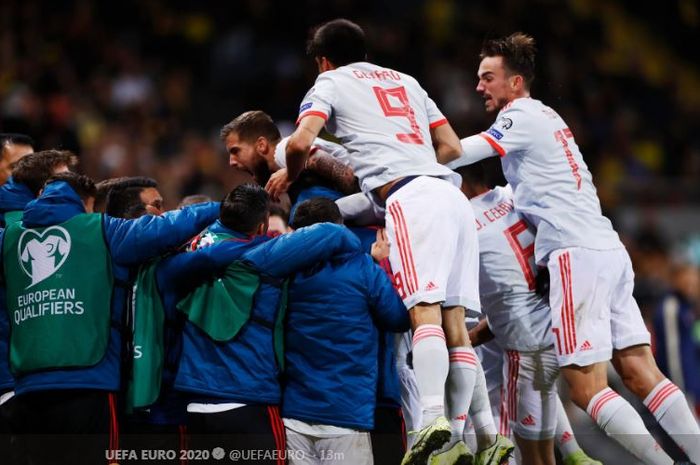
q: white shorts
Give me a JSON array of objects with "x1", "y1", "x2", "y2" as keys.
[
  {"x1": 503, "y1": 347, "x2": 559, "y2": 440},
  {"x1": 547, "y1": 247, "x2": 651, "y2": 367},
  {"x1": 385, "y1": 176, "x2": 480, "y2": 313},
  {"x1": 285, "y1": 420, "x2": 373, "y2": 465}
]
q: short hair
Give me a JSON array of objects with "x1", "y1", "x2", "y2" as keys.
[
  {"x1": 220, "y1": 183, "x2": 271, "y2": 235},
  {"x1": 455, "y1": 163, "x2": 488, "y2": 188},
  {"x1": 291, "y1": 197, "x2": 343, "y2": 229},
  {"x1": 306, "y1": 19, "x2": 367, "y2": 67},
  {"x1": 0, "y1": 133, "x2": 35, "y2": 150},
  {"x1": 95, "y1": 177, "x2": 131, "y2": 212},
  {"x1": 45, "y1": 172, "x2": 96, "y2": 203},
  {"x1": 104, "y1": 177, "x2": 158, "y2": 219},
  {"x1": 269, "y1": 204, "x2": 289, "y2": 223},
  {"x1": 12, "y1": 149, "x2": 78, "y2": 196},
  {"x1": 178, "y1": 194, "x2": 212, "y2": 208},
  {"x1": 480, "y1": 32, "x2": 537, "y2": 88},
  {"x1": 220, "y1": 111, "x2": 281, "y2": 144}
]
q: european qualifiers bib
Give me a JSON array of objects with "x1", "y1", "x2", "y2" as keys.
[{"x1": 2, "y1": 214, "x2": 114, "y2": 374}]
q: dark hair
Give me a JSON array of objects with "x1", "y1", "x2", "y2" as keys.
[
  {"x1": 455, "y1": 163, "x2": 488, "y2": 188},
  {"x1": 45, "y1": 172, "x2": 96, "y2": 203},
  {"x1": 480, "y1": 32, "x2": 536, "y2": 88},
  {"x1": 220, "y1": 111, "x2": 281, "y2": 144},
  {"x1": 269, "y1": 204, "x2": 289, "y2": 223},
  {"x1": 306, "y1": 19, "x2": 367, "y2": 66},
  {"x1": 178, "y1": 194, "x2": 212, "y2": 208},
  {"x1": 103, "y1": 177, "x2": 158, "y2": 219},
  {"x1": 291, "y1": 197, "x2": 343, "y2": 229},
  {"x1": 0, "y1": 133, "x2": 35, "y2": 150},
  {"x1": 12, "y1": 149, "x2": 78, "y2": 196},
  {"x1": 220, "y1": 183, "x2": 270, "y2": 235}
]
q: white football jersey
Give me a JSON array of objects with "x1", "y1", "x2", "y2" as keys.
[
  {"x1": 470, "y1": 185, "x2": 553, "y2": 351},
  {"x1": 274, "y1": 136, "x2": 349, "y2": 169},
  {"x1": 297, "y1": 62, "x2": 460, "y2": 193},
  {"x1": 466, "y1": 97, "x2": 622, "y2": 263}
]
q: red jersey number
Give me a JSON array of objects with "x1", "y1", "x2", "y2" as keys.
[
  {"x1": 503, "y1": 220, "x2": 536, "y2": 291},
  {"x1": 373, "y1": 86, "x2": 424, "y2": 145}
]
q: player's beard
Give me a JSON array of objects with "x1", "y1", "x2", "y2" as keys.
[{"x1": 253, "y1": 163, "x2": 272, "y2": 187}]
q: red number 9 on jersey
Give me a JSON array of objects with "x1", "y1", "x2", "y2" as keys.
[{"x1": 373, "y1": 86, "x2": 425, "y2": 145}]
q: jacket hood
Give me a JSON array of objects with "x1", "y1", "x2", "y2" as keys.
[
  {"x1": 22, "y1": 181, "x2": 86, "y2": 228},
  {"x1": 0, "y1": 177, "x2": 34, "y2": 213}
]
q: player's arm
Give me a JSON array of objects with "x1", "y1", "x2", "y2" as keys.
[
  {"x1": 285, "y1": 114, "x2": 326, "y2": 183},
  {"x1": 304, "y1": 149, "x2": 359, "y2": 195},
  {"x1": 430, "y1": 121, "x2": 463, "y2": 164},
  {"x1": 446, "y1": 135, "x2": 499, "y2": 169},
  {"x1": 467, "y1": 318, "x2": 495, "y2": 348}
]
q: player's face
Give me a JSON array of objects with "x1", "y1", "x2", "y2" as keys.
[
  {"x1": 140, "y1": 187, "x2": 164, "y2": 216},
  {"x1": 476, "y1": 56, "x2": 513, "y2": 113},
  {"x1": 0, "y1": 143, "x2": 33, "y2": 184},
  {"x1": 225, "y1": 132, "x2": 264, "y2": 176}
]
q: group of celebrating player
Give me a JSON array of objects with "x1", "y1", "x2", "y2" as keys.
[{"x1": 0, "y1": 17, "x2": 699, "y2": 465}]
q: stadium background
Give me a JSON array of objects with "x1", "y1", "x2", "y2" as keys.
[{"x1": 1, "y1": 0, "x2": 698, "y2": 462}]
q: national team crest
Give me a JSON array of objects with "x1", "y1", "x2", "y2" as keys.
[{"x1": 18, "y1": 226, "x2": 72, "y2": 288}]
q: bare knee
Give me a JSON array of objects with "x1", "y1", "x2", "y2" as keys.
[
  {"x1": 612, "y1": 345, "x2": 665, "y2": 398},
  {"x1": 561, "y1": 363, "x2": 608, "y2": 410}
]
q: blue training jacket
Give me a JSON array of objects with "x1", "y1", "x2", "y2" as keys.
[
  {"x1": 263, "y1": 227, "x2": 409, "y2": 430},
  {"x1": 0, "y1": 181, "x2": 219, "y2": 395},
  {"x1": 653, "y1": 291, "x2": 700, "y2": 405},
  {"x1": 0, "y1": 177, "x2": 39, "y2": 391},
  {"x1": 156, "y1": 221, "x2": 361, "y2": 406}
]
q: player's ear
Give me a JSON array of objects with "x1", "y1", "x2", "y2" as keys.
[
  {"x1": 256, "y1": 136, "x2": 268, "y2": 153},
  {"x1": 510, "y1": 74, "x2": 524, "y2": 91}
]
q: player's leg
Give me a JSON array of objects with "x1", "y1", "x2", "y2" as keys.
[
  {"x1": 509, "y1": 349, "x2": 558, "y2": 465},
  {"x1": 385, "y1": 177, "x2": 475, "y2": 464},
  {"x1": 467, "y1": 357, "x2": 497, "y2": 451},
  {"x1": 550, "y1": 248, "x2": 675, "y2": 465},
  {"x1": 467, "y1": 355, "x2": 515, "y2": 465},
  {"x1": 614, "y1": 345, "x2": 700, "y2": 463},
  {"x1": 395, "y1": 332, "x2": 423, "y2": 449},
  {"x1": 554, "y1": 395, "x2": 602, "y2": 465},
  {"x1": 443, "y1": 305, "x2": 478, "y2": 447},
  {"x1": 609, "y1": 249, "x2": 700, "y2": 463}
]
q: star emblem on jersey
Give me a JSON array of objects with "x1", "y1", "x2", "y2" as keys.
[{"x1": 18, "y1": 226, "x2": 72, "y2": 288}]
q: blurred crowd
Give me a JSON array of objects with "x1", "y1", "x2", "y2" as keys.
[{"x1": 1, "y1": 0, "x2": 699, "y2": 413}]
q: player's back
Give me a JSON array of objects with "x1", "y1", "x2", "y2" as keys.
[
  {"x1": 489, "y1": 97, "x2": 621, "y2": 263},
  {"x1": 298, "y1": 62, "x2": 458, "y2": 193},
  {"x1": 470, "y1": 185, "x2": 553, "y2": 351}
]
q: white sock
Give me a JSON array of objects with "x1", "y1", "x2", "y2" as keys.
[
  {"x1": 643, "y1": 379, "x2": 700, "y2": 463},
  {"x1": 446, "y1": 346, "x2": 477, "y2": 443},
  {"x1": 412, "y1": 325, "x2": 449, "y2": 427},
  {"x1": 587, "y1": 388, "x2": 673, "y2": 465},
  {"x1": 468, "y1": 359, "x2": 498, "y2": 450},
  {"x1": 555, "y1": 395, "x2": 582, "y2": 459}
]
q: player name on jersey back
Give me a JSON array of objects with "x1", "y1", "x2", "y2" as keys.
[{"x1": 297, "y1": 62, "x2": 460, "y2": 194}]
